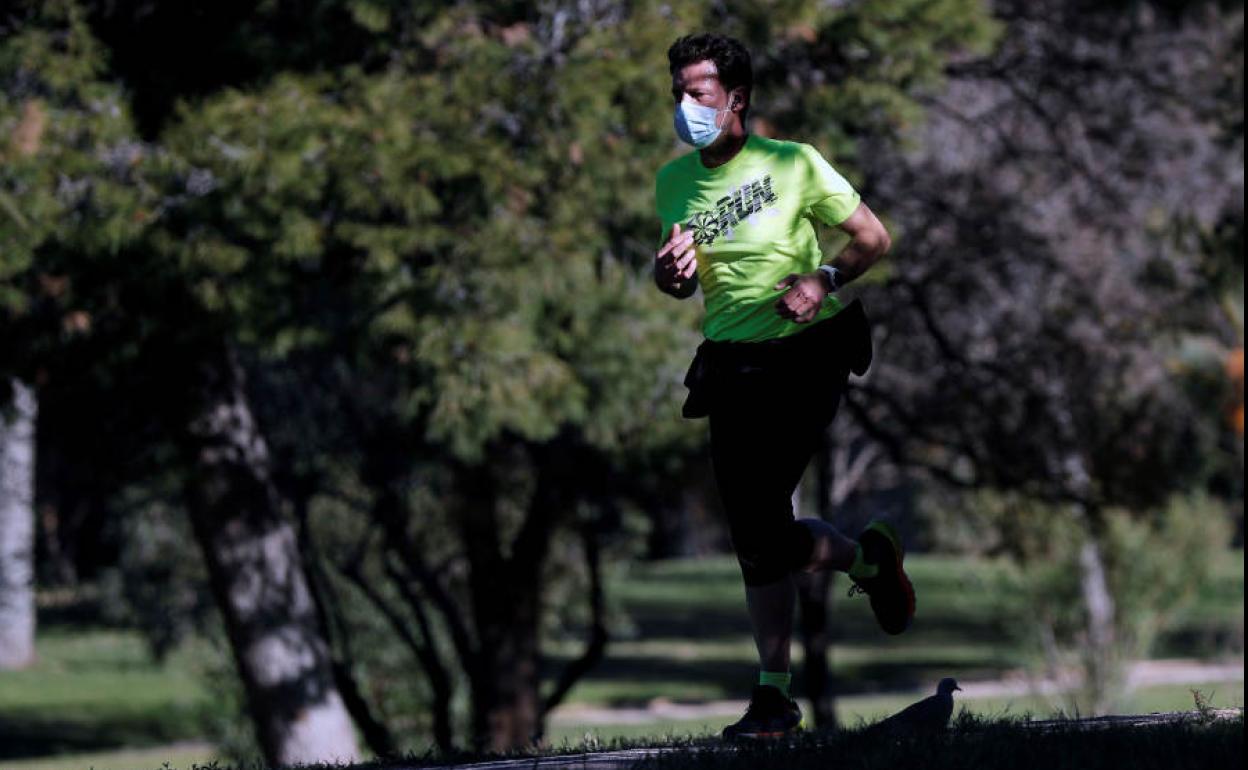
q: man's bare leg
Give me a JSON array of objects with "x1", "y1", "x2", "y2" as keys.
[
  {"x1": 745, "y1": 574, "x2": 797, "y2": 672},
  {"x1": 796, "y1": 518, "x2": 858, "y2": 573},
  {"x1": 744, "y1": 519, "x2": 858, "y2": 673}
]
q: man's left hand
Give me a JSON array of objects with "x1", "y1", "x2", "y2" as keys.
[{"x1": 773, "y1": 272, "x2": 827, "y2": 323}]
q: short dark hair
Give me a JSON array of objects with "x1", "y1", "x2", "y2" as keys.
[{"x1": 667, "y1": 33, "x2": 753, "y2": 117}]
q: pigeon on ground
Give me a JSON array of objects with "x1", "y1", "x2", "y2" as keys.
[{"x1": 867, "y1": 678, "x2": 962, "y2": 735}]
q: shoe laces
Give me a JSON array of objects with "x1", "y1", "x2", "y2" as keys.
[{"x1": 847, "y1": 583, "x2": 866, "y2": 598}]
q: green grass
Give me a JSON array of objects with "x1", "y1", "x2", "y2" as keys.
[
  {"x1": 623, "y1": 714, "x2": 1245, "y2": 770},
  {"x1": 0, "y1": 742, "x2": 214, "y2": 770},
  {"x1": 0, "y1": 630, "x2": 206, "y2": 712},
  {"x1": 548, "y1": 550, "x2": 1243, "y2": 710},
  {"x1": 1, "y1": 549, "x2": 1240, "y2": 768},
  {"x1": 544, "y1": 680, "x2": 1246, "y2": 745},
  {"x1": 269, "y1": 713, "x2": 1245, "y2": 770},
  {"x1": 0, "y1": 629, "x2": 218, "y2": 759},
  {"x1": 1127, "y1": 681, "x2": 1245, "y2": 715}
]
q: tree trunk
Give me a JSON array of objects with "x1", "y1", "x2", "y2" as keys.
[
  {"x1": 180, "y1": 353, "x2": 360, "y2": 766},
  {"x1": 0, "y1": 380, "x2": 37, "y2": 670},
  {"x1": 796, "y1": 569, "x2": 835, "y2": 727},
  {"x1": 472, "y1": 592, "x2": 542, "y2": 753},
  {"x1": 1077, "y1": 526, "x2": 1118, "y2": 714},
  {"x1": 1060, "y1": 437, "x2": 1120, "y2": 715},
  {"x1": 460, "y1": 438, "x2": 588, "y2": 753},
  {"x1": 797, "y1": 438, "x2": 837, "y2": 728},
  {"x1": 458, "y1": 455, "x2": 543, "y2": 753}
]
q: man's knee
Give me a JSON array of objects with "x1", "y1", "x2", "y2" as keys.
[{"x1": 734, "y1": 519, "x2": 816, "y2": 586}]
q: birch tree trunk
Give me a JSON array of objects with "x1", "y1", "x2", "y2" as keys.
[
  {"x1": 181, "y1": 352, "x2": 360, "y2": 766},
  {"x1": 1078, "y1": 521, "x2": 1119, "y2": 714},
  {"x1": 1061, "y1": 437, "x2": 1120, "y2": 715},
  {"x1": 0, "y1": 380, "x2": 37, "y2": 670}
]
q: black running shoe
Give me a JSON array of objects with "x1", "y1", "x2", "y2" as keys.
[
  {"x1": 721, "y1": 685, "x2": 803, "y2": 741},
  {"x1": 848, "y1": 520, "x2": 915, "y2": 635}
]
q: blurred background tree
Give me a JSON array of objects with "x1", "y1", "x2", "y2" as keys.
[{"x1": 844, "y1": 0, "x2": 1244, "y2": 713}]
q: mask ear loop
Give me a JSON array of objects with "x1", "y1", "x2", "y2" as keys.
[{"x1": 718, "y1": 95, "x2": 738, "y2": 129}]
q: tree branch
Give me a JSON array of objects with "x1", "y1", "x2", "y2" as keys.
[
  {"x1": 382, "y1": 555, "x2": 455, "y2": 752},
  {"x1": 373, "y1": 486, "x2": 481, "y2": 676},
  {"x1": 539, "y1": 520, "x2": 609, "y2": 722},
  {"x1": 293, "y1": 493, "x2": 397, "y2": 758}
]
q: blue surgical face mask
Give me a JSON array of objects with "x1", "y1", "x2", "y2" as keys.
[{"x1": 674, "y1": 98, "x2": 730, "y2": 149}]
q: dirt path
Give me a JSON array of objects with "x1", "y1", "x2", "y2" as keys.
[{"x1": 546, "y1": 658, "x2": 1244, "y2": 726}]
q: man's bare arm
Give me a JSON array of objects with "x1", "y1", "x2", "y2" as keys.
[
  {"x1": 774, "y1": 201, "x2": 892, "y2": 323},
  {"x1": 826, "y1": 201, "x2": 891, "y2": 285}
]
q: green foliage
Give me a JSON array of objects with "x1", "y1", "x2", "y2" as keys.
[
  {"x1": 541, "y1": 500, "x2": 652, "y2": 639},
  {"x1": 304, "y1": 488, "x2": 467, "y2": 752},
  {"x1": 928, "y1": 489, "x2": 1235, "y2": 713},
  {"x1": 147, "y1": 34, "x2": 705, "y2": 462},
  {"x1": 0, "y1": 1, "x2": 148, "y2": 319},
  {"x1": 698, "y1": 0, "x2": 1000, "y2": 154},
  {"x1": 6, "y1": 0, "x2": 1002, "y2": 461},
  {"x1": 96, "y1": 498, "x2": 213, "y2": 659}
]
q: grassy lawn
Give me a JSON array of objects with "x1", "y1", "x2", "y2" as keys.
[
  {"x1": 0, "y1": 629, "x2": 218, "y2": 760},
  {"x1": 0, "y1": 549, "x2": 1240, "y2": 768},
  {"x1": 0, "y1": 742, "x2": 214, "y2": 770},
  {"x1": 622, "y1": 715, "x2": 1244, "y2": 770},
  {"x1": 545, "y1": 680, "x2": 1246, "y2": 746},
  {"x1": 549, "y1": 554, "x2": 1017, "y2": 707},
  {"x1": 547, "y1": 549, "x2": 1244, "y2": 709}
]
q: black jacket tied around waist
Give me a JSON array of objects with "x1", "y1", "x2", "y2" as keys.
[{"x1": 680, "y1": 298, "x2": 873, "y2": 420}]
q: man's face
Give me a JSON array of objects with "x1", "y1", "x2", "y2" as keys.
[{"x1": 671, "y1": 59, "x2": 735, "y2": 114}]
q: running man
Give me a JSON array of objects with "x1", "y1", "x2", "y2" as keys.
[{"x1": 653, "y1": 33, "x2": 915, "y2": 741}]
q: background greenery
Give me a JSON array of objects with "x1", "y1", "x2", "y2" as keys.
[{"x1": 0, "y1": 0, "x2": 1242, "y2": 767}]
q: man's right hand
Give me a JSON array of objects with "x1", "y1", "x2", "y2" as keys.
[{"x1": 655, "y1": 223, "x2": 698, "y2": 297}]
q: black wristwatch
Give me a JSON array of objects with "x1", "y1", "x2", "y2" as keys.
[{"x1": 817, "y1": 264, "x2": 843, "y2": 294}]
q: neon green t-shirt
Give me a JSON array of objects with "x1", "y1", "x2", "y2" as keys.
[{"x1": 655, "y1": 134, "x2": 861, "y2": 342}]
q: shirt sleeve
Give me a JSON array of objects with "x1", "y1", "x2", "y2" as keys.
[
  {"x1": 798, "y1": 143, "x2": 861, "y2": 227},
  {"x1": 655, "y1": 173, "x2": 670, "y2": 248}
]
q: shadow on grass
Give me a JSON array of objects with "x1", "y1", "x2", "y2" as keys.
[
  {"x1": 0, "y1": 707, "x2": 201, "y2": 759},
  {"x1": 545, "y1": 598, "x2": 1020, "y2": 707},
  {"x1": 622, "y1": 600, "x2": 1013, "y2": 648},
  {"x1": 1154, "y1": 624, "x2": 1245, "y2": 659},
  {"x1": 541, "y1": 653, "x2": 1014, "y2": 706}
]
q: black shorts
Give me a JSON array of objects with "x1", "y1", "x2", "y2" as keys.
[{"x1": 681, "y1": 300, "x2": 873, "y2": 585}]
